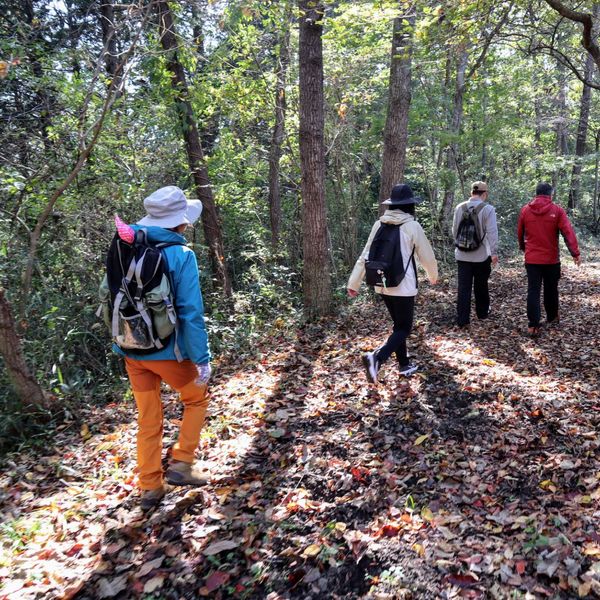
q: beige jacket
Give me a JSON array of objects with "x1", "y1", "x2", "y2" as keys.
[{"x1": 347, "y1": 210, "x2": 438, "y2": 297}]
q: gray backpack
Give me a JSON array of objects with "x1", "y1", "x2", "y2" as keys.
[{"x1": 97, "y1": 229, "x2": 182, "y2": 357}]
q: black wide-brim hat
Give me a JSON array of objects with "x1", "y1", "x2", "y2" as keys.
[{"x1": 381, "y1": 183, "x2": 423, "y2": 206}]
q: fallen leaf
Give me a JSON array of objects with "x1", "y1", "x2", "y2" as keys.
[
  {"x1": 203, "y1": 540, "x2": 239, "y2": 556},
  {"x1": 204, "y1": 571, "x2": 230, "y2": 592},
  {"x1": 97, "y1": 575, "x2": 127, "y2": 598},
  {"x1": 302, "y1": 544, "x2": 322, "y2": 558},
  {"x1": 143, "y1": 575, "x2": 165, "y2": 593},
  {"x1": 136, "y1": 556, "x2": 164, "y2": 577}
]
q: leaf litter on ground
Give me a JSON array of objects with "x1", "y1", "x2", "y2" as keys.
[{"x1": 1, "y1": 260, "x2": 600, "y2": 598}]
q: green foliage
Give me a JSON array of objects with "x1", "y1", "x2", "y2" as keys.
[{"x1": 1, "y1": 0, "x2": 599, "y2": 453}]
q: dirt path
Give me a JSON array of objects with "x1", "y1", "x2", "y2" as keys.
[{"x1": 1, "y1": 260, "x2": 600, "y2": 599}]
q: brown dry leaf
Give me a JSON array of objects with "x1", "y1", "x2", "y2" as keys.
[
  {"x1": 203, "y1": 540, "x2": 238, "y2": 556},
  {"x1": 97, "y1": 575, "x2": 127, "y2": 598},
  {"x1": 136, "y1": 556, "x2": 164, "y2": 577},
  {"x1": 143, "y1": 575, "x2": 165, "y2": 594}
]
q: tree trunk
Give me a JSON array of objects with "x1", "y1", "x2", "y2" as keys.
[
  {"x1": 98, "y1": 1, "x2": 118, "y2": 77},
  {"x1": 594, "y1": 129, "x2": 600, "y2": 228},
  {"x1": 551, "y1": 62, "x2": 569, "y2": 190},
  {"x1": 440, "y1": 48, "x2": 468, "y2": 230},
  {"x1": 378, "y1": 8, "x2": 414, "y2": 215},
  {"x1": 0, "y1": 289, "x2": 48, "y2": 409},
  {"x1": 269, "y1": 2, "x2": 292, "y2": 248},
  {"x1": 568, "y1": 53, "x2": 595, "y2": 210},
  {"x1": 157, "y1": 0, "x2": 231, "y2": 296},
  {"x1": 23, "y1": 0, "x2": 53, "y2": 150},
  {"x1": 298, "y1": 0, "x2": 331, "y2": 318}
]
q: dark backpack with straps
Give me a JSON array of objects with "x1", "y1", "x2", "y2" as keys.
[
  {"x1": 97, "y1": 229, "x2": 182, "y2": 353},
  {"x1": 455, "y1": 203, "x2": 486, "y2": 251},
  {"x1": 365, "y1": 223, "x2": 415, "y2": 288}
]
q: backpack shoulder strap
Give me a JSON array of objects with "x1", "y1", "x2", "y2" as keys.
[{"x1": 473, "y1": 202, "x2": 487, "y2": 240}]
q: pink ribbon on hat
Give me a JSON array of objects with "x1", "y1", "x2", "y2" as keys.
[{"x1": 115, "y1": 214, "x2": 135, "y2": 243}]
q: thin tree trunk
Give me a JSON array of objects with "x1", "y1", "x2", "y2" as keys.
[
  {"x1": 23, "y1": 0, "x2": 53, "y2": 150},
  {"x1": 98, "y1": 1, "x2": 118, "y2": 77},
  {"x1": 157, "y1": 0, "x2": 231, "y2": 296},
  {"x1": 569, "y1": 52, "x2": 595, "y2": 210},
  {"x1": 191, "y1": 1, "x2": 207, "y2": 62},
  {"x1": 440, "y1": 47, "x2": 468, "y2": 230},
  {"x1": 0, "y1": 289, "x2": 48, "y2": 409},
  {"x1": 552, "y1": 62, "x2": 569, "y2": 190},
  {"x1": 594, "y1": 129, "x2": 600, "y2": 228},
  {"x1": 378, "y1": 8, "x2": 414, "y2": 215},
  {"x1": 269, "y1": 2, "x2": 292, "y2": 248},
  {"x1": 298, "y1": 0, "x2": 331, "y2": 318}
]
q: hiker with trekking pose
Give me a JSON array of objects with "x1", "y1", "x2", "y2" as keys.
[
  {"x1": 347, "y1": 184, "x2": 438, "y2": 383},
  {"x1": 452, "y1": 181, "x2": 499, "y2": 327},
  {"x1": 98, "y1": 186, "x2": 212, "y2": 510},
  {"x1": 517, "y1": 182, "x2": 581, "y2": 336}
]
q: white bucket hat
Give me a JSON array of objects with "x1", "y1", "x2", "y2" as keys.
[{"x1": 137, "y1": 186, "x2": 203, "y2": 229}]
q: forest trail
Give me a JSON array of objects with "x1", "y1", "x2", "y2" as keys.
[{"x1": 1, "y1": 260, "x2": 600, "y2": 599}]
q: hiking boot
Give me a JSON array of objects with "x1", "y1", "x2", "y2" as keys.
[
  {"x1": 165, "y1": 460, "x2": 210, "y2": 486},
  {"x1": 399, "y1": 363, "x2": 419, "y2": 377},
  {"x1": 140, "y1": 485, "x2": 166, "y2": 511},
  {"x1": 362, "y1": 352, "x2": 379, "y2": 384}
]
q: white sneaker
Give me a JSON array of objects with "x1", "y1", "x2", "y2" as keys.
[
  {"x1": 362, "y1": 352, "x2": 379, "y2": 384},
  {"x1": 399, "y1": 363, "x2": 419, "y2": 377}
]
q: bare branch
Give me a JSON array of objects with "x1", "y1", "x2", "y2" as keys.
[
  {"x1": 533, "y1": 42, "x2": 600, "y2": 90},
  {"x1": 466, "y1": 5, "x2": 513, "y2": 81},
  {"x1": 544, "y1": 0, "x2": 600, "y2": 71},
  {"x1": 19, "y1": 0, "x2": 159, "y2": 314}
]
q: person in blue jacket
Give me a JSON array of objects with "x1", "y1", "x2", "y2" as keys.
[{"x1": 117, "y1": 186, "x2": 212, "y2": 510}]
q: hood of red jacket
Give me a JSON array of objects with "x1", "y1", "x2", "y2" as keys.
[{"x1": 527, "y1": 195, "x2": 554, "y2": 215}]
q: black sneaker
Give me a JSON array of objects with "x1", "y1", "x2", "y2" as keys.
[
  {"x1": 399, "y1": 363, "x2": 419, "y2": 377},
  {"x1": 362, "y1": 352, "x2": 379, "y2": 384}
]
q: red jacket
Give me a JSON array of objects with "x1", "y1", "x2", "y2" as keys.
[{"x1": 517, "y1": 195, "x2": 580, "y2": 264}]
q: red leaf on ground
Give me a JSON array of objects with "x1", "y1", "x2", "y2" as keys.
[
  {"x1": 446, "y1": 573, "x2": 479, "y2": 588},
  {"x1": 205, "y1": 571, "x2": 230, "y2": 592}
]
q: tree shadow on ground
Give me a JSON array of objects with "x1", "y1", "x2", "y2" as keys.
[{"x1": 3, "y1": 263, "x2": 599, "y2": 599}]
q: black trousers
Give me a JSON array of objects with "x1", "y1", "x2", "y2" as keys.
[
  {"x1": 375, "y1": 295, "x2": 415, "y2": 367},
  {"x1": 525, "y1": 263, "x2": 561, "y2": 327},
  {"x1": 456, "y1": 257, "x2": 492, "y2": 326}
]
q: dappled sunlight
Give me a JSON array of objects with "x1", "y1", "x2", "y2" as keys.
[{"x1": 2, "y1": 267, "x2": 600, "y2": 598}]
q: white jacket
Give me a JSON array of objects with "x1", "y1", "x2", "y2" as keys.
[{"x1": 347, "y1": 210, "x2": 438, "y2": 297}]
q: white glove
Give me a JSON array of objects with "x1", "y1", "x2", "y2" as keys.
[{"x1": 195, "y1": 363, "x2": 212, "y2": 385}]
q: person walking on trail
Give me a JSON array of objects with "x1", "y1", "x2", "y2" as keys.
[
  {"x1": 347, "y1": 183, "x2": 438, "y2": 383},
  {"x1": 517, "y1": 182, "x2": 581, "y2": 336},
  {"x1": 452, "y1": 181, "x2": 499, "y2": 327},
  {"x1": 111, "y1": 186, "x2": 213, "y2": 510}
]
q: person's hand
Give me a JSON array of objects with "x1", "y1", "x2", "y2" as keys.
[
  {"x1": 491, "y1": 255, "x2": 499, "y2": 267},
  {"x1": 195, "y1": 362, "x2": 212, "y2": 385},
  {"x1": 573, "y1": 255, "x2": 581, "y2": 266},
  {"x1": 347, "y1": 288, "x2": 358, "y2": 298}
]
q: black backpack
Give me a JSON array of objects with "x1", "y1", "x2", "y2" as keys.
[
  {"x1": 455, "y1": 203, "x2": 486, "y2": 251},
  {"x1": 365, "y1": 223, "x2": 415, "y2": 288},
  {"x1": 97, "y1": 229, "x2": 183, "y2": 354}
]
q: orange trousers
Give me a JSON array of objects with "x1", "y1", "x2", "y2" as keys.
[{"x1": 125, "y1": 358, "x2": 209, "y2": 490}]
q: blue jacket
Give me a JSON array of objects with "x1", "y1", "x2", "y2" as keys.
[{"x1": 113, "y1": 225, "x2": 211, "y2": 365}]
